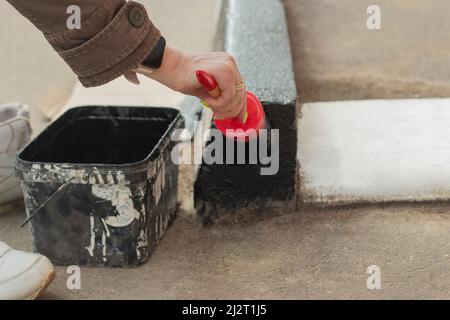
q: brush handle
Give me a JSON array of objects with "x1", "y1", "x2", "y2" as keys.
[
  {"x1": 196, "y1": 70, "x2": 222, "y2": 98},
  {"x1": 196, "y1": 70, "x2": 247, "y2": 123}
]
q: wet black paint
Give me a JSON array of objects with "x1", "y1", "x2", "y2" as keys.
[{"x1": 195, "y1": 102, "x2": 297, "y2": 223}]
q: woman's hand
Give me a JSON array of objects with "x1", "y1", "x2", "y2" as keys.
[{"x1": 128, "y1": 46, "x2": 246, "y2": 120}]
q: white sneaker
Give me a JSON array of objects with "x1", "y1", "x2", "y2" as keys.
[
  {"x1": 0, "y1": 241, "x2": 55, "y2": 300},
  {"x1": 0, "y1": 103, "x2": 32, "y2": 204}
]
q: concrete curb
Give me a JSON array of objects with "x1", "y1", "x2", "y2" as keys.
[{"x1": 194, "y1": 0, "x2": 298, "y2": 223}]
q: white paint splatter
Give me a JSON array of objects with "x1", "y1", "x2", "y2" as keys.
[
  {"x1": 153, "y1": 171, "x2": 162, "y2": 206},
  {"x1": 116, "y1": 172, "x2": 126, "y2": 184},
  {"x1": 136, "y1": 230, "x2": 148, "y2": 259},
  {"x1": 106, "y1": 173, "x2": 114, "y2": 184},
  {"x1": 92, "y1": 184, "x2": 140, "y2": 227},
  {"x1": 85, "y1": 214, "x2": 95, "y2": 257},
  {"x1": 102, "y1": 231, "x2": 107, "y2": 262},
  {"x1": 101, "y1": 218, "x2": 111, "y2": 237}
]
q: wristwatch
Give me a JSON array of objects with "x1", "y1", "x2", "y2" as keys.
[{"x1": 134, "y1": 36, "x2": 166, "y2": 75}]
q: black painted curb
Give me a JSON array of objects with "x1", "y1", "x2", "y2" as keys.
[{"x1": 194, "y1": 0, "x2": 298, "y2": 223}]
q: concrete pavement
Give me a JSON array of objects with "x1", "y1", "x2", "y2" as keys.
[
  {"x1": 284, "y1": 0, "x2": 450, "y2": 102},
  {"x1": 2, "y1": 200, "x2": 450, "y2": 299}
]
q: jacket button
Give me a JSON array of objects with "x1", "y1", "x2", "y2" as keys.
[{"x1": 128, "y1": 7, "x2": 145, "y2": 28}]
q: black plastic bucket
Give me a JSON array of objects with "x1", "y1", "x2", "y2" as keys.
[{"x1": 15, "y1": 106, "x2": 184, "y2": 267}]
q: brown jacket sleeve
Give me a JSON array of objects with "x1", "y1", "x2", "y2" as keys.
[{"x1": 7, "y1": 0, "x2": 161, "y2": 87}]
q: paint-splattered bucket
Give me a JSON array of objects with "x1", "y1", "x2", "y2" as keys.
[{"x1": 15, "y1": 106, "x2": 184, "y2": 267}]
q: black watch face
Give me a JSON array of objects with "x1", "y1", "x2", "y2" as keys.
[{"x1": 142, "y1": 36, "x2": 166, "y2": 69}]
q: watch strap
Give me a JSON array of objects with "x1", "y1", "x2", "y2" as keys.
[{"x1": 141, "y1": 36, "x2": 166, "y2": 70}]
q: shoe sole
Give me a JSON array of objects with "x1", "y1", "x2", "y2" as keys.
[{"x1": 27, "y1": 268, "x2": 56, "y2": 300}]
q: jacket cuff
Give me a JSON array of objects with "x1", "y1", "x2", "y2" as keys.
[{"x1": 56, "y1": 1, "x2": 161, "y2": 87}]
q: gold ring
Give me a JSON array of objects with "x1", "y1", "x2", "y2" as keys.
[{"x1": 236, "y1": 81, "x2": 245, "y2": 92}]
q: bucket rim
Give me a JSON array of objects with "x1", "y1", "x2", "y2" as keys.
[{"x1": 14, "y1": 105, "x2": 184, "y2": 184}]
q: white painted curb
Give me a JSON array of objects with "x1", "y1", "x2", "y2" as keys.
[{"x1": 299, "y1": 98, "x2": 450, "y2": 205}]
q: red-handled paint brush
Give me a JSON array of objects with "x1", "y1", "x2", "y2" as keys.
[
  {"x1": 196, "y1": 70, "x2": 266, "y2": 142},
  {"x1": 196, "y1": 70, "x2": 221, "y2": 99}
]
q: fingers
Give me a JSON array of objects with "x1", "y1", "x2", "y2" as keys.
[
  {"x1": 197, "y1": 56, "x2": 246, "y2": 119},
  {"x1": 201, "y1": 87, "x2": 246, "y2": 119},
  {"x1": 160, "y1": 50, "x2": 247, "y2": 120}
]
